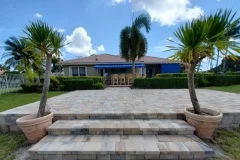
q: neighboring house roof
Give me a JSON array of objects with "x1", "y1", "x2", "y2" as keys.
[
  {"x1": 59, "y1": 54, "x2": 179, "y2": 65},
  {"x1": 0, "y1": 70, "x2": 5, "y2": 75}
]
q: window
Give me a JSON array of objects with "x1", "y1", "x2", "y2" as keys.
[{"x1": 71, "y1": 67, "x2": 86, "y2": 76}]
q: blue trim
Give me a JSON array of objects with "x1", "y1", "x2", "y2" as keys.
[{"x1": 94, "y1": 64, "x2": 145, "y2": 69}]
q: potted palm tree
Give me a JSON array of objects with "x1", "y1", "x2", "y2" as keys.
[
  {"x1": 119, "y1": 14, "x2": 151, "y2": 79},
  {"x1": 168, "y1": 9, "x2": 240, "y2": 139},
  {"x1": 16, "y1": 21, "x2": 65, "y2": 143}
]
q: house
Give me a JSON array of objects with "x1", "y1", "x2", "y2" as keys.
[{"x1": 59, "y1": 54, "x2": 181, "y2": 78}]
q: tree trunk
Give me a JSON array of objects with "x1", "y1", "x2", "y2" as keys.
[
  {"x1": 223, "y1": 56, "x2": 226, "y2": 73},
  {"x1": 215, "y1": 49, "x2": 220, "y2": 73},
  {"x1": 132, "y1": 61, "x2": 135, "y2": 80},
  {"x1": 187, "y1": 64, "x2": 201, "y2": 114},
  {"x1": 37, "y1": 54, "x2": 52, "y2": 117}
]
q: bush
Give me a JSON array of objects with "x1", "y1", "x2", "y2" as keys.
[
  {"x1": 156, "y1": 73, "x2": 216, "y2": 87},
  {"x1": 21, "y1": 84, "x2": 43, "y2": 93},
  {"x1": 214, "y1": 75, "x2": 240, "y2": 86},
  {"x1": 49, "y1": 76, "x2": 61, "y2": 91},
  {"x1": 92, "y1": 82, "x2": 105, "y2": 89},
  {"x1": 56, "y1": 76, "x2": 104, "y2": 84},
  {"x1": 133, "y1": 77, "x2": 189, "y2": 89},
  {"x1": 61, "y1": 79, "x2": 94, "y2": 91},
  {"x1": 195, "y1": 73, "x2": 216, "y2": 87},
  {"x1": 156, "y1": 73, "x2": 187, "y2": 77},
  {"x1": 225, "y1": 72, "x2": 240, "y2": 75}
]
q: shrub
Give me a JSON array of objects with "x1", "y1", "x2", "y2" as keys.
[
  {"x1": 61, "y1": 79, "x2": 94, "y2": 91},
  {"x1": 195, "y1": 73, "x2": 216, "y2": 87},
  {"x1": 21, "y1": 84, "x2": 43, "y2": 93},
  {"x1": 214, "y1": 75, "x2": 240, "y2": 86},
  {"x1": 156, "y1": 73, "x2": 187, "y2": 77},
  {"x1": 225, "y1": 72, "x2": 240, "y2": 75},
  {"x1": 92, "y1": 82, "x2": 105, "y2": 89},
  {"x1": 40, "y1": 76, "x2": 62, "y2": 91},
  {"x1": 133, "y1": 77, "x2": 189, "y2": 89},
  {"x1": 49, "y1": 76, "x2": 61, "y2": 91},
  {"x1": 56, "y1": 76, "x2": 104, "y2": 84}
]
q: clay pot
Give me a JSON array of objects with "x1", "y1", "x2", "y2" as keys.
[
  {"x1": 184, "y1": 108, "x2": 222, "y2": 139},
  {"x1": 16, "y1": 112, "x2": 53, "y2": 143}
]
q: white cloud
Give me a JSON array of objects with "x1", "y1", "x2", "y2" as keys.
[
  {"x1": 57, "y1": 29, "x2": 65, "y2": 33},
  {"x1": 131, "y1": 0, "x2": 204, "y2": 26},
  {"x1": 65, "y1": 27, "x2": 100, "y2": 57},
  {"x1": 35, "y1": 13, "x2": 43, "y2": 18},
  {"x1": 97, "y1": 45, "x2": 105, "y2": 52},
  {"x1": 112, "y1": 0, "x2": 126, "y2": 5}
]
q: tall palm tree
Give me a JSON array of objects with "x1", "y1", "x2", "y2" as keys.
[
  {"x1": 119, "y1": 14, "x2": 151, "y2": 79},
  {"x1": 2, "y1": 37, "x2": 38, "y2": 72},
  {"x1": 25, "y1": 20, "x2": 65, "y2": 117},
  {"x1": 167, "y1": 9, "x2": 240, "y2": 114},
  {"x1": 216, "y1": 18, "x2": 240, "y2": 73}
]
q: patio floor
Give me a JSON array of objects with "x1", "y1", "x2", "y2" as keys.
[{"x1": 1, "y1": 87, "x2": 240, "y2": 132}]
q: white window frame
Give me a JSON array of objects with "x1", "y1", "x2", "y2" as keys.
[{"x1": 70, "y1": 66, "x2": 87, "y2": 76}]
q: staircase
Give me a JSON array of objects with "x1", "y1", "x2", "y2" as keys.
[{"x1": 28, "y1": 117, "x2": 214, "y2": 159}]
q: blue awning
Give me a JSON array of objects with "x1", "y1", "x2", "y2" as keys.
[{"x1": 94, "y1": 64, "x2": 145, "y2": 69}]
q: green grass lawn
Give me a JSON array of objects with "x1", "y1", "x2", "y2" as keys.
[
  {"x1": 0, "y1": 91, "x2": 65, "y2": 112},
  {"x1": 0, "y1": 91, "x2": 65, "y2": 159},
  {"x1": 0, "y1": 132, "x2": 26, "y2": 160},
  {"x1": 213, "y1": 129, "x2": 240, "y2": 160},
  {"x1": 205, "y1": 85, "x2": 240, "y2": 94}
]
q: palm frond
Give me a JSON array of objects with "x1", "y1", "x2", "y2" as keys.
[
  {"x1": 119, "y1": 26, "x2": 131, "y2": 61},
  {"x1": 133, "y1": 14, "x2": 151, "y2": 33}
]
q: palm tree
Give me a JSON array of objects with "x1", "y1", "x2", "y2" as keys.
[
  {"x1": 167, "y1": 9, "x2": 240, "y2": 114},
  {"x1": 216, "y1": 18, "x2": 240, "y2": 73},
  {"x1": 24, "y1": 20, "x2": 65, "y2": 117},
  {"x1": 119, "y1": 14, "x2": 151, "y2": 79},
  {"x1": 2, "y1": 37, "x2": 38, "y2": 72}
]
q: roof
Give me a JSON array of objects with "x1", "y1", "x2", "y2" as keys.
[
  {"x1": 59, "y1": 54, "x2": 179, "y2": 65},
  {"x1": 0, "y1": 70, "x2": 5, "y2": 75}
]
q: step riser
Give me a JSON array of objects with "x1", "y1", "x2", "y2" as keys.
[
  {"x1": 28, "y1": 135, "x2": 214, "y2": 160},
  {"x1": 47, "y1": 120, "x2": 195, "y2": 136},
  {"x1": 48, "y1": 130, "x2": 194, "y2": 136},
  {"x1": 53, "y1": 114, "x2": 186, "y2": 121},
  {"x1": 29, "y1": 153, "x2": 213, "y2": 160}
]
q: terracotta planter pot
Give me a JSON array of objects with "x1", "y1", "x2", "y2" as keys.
[
  {"x1": 184, "y1": 107, "x2": 222, "y2": 139},
  {"x1": 16, "y1": 112, "x2": 53, "y2": 143}
]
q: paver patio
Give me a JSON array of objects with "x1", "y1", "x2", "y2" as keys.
[
  {"x1": 1, "y1": 87, "x2": 238, "y2": 159},
  {"x1": 1, "y1": 87, "x2": 240, "y2": 132}
]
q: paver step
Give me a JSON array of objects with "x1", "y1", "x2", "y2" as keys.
[
  {"x1": 29, "y1": 135, "x2": 214, "y2": 160},
  {"x1": 47, "y1": 119, "x2": 195, "y2": 135}
]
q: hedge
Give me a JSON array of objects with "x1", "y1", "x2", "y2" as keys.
[
  {"x1": 21, "y1": 84, "x2": 43, "y2": 93},
  {"x1": 156, "y1": 72, "x2": 215, "y2": 78},
  {"x1": 156, "y1": 73, "x2": 187, "y2": 77},
  {"x1": 61, "y1": 79, "x2": 94, "y2": 91},
  {"x1": 133, "y1": 77, "x2": 189, "y2": 89},
  {"x1": 225, "y1": 72, "x2": 240, "y2": 75},
  {"x1": 213, "y1": 75, "x2": 240, "y2": 86},
  {"x1": 56, "y1": 76, "x2": 104, "y2": 84},
  {"x1": 21, "y1": 76, "x2": 104, "y2": 92},
  {"x1": 133, "y1": 75, "x2": 240, "y2": 89}
]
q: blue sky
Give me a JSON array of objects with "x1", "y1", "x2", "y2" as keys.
[{"x1": 0, "y1": 0, "x2": 239, "y2": 71}]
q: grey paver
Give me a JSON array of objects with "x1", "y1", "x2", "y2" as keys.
[
  {"x1": 1, "y1": 88, "x2": 240, "y2": 132},
  {"x1": 29, "y1": 135, "x2": 213, "y2": 159}
]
